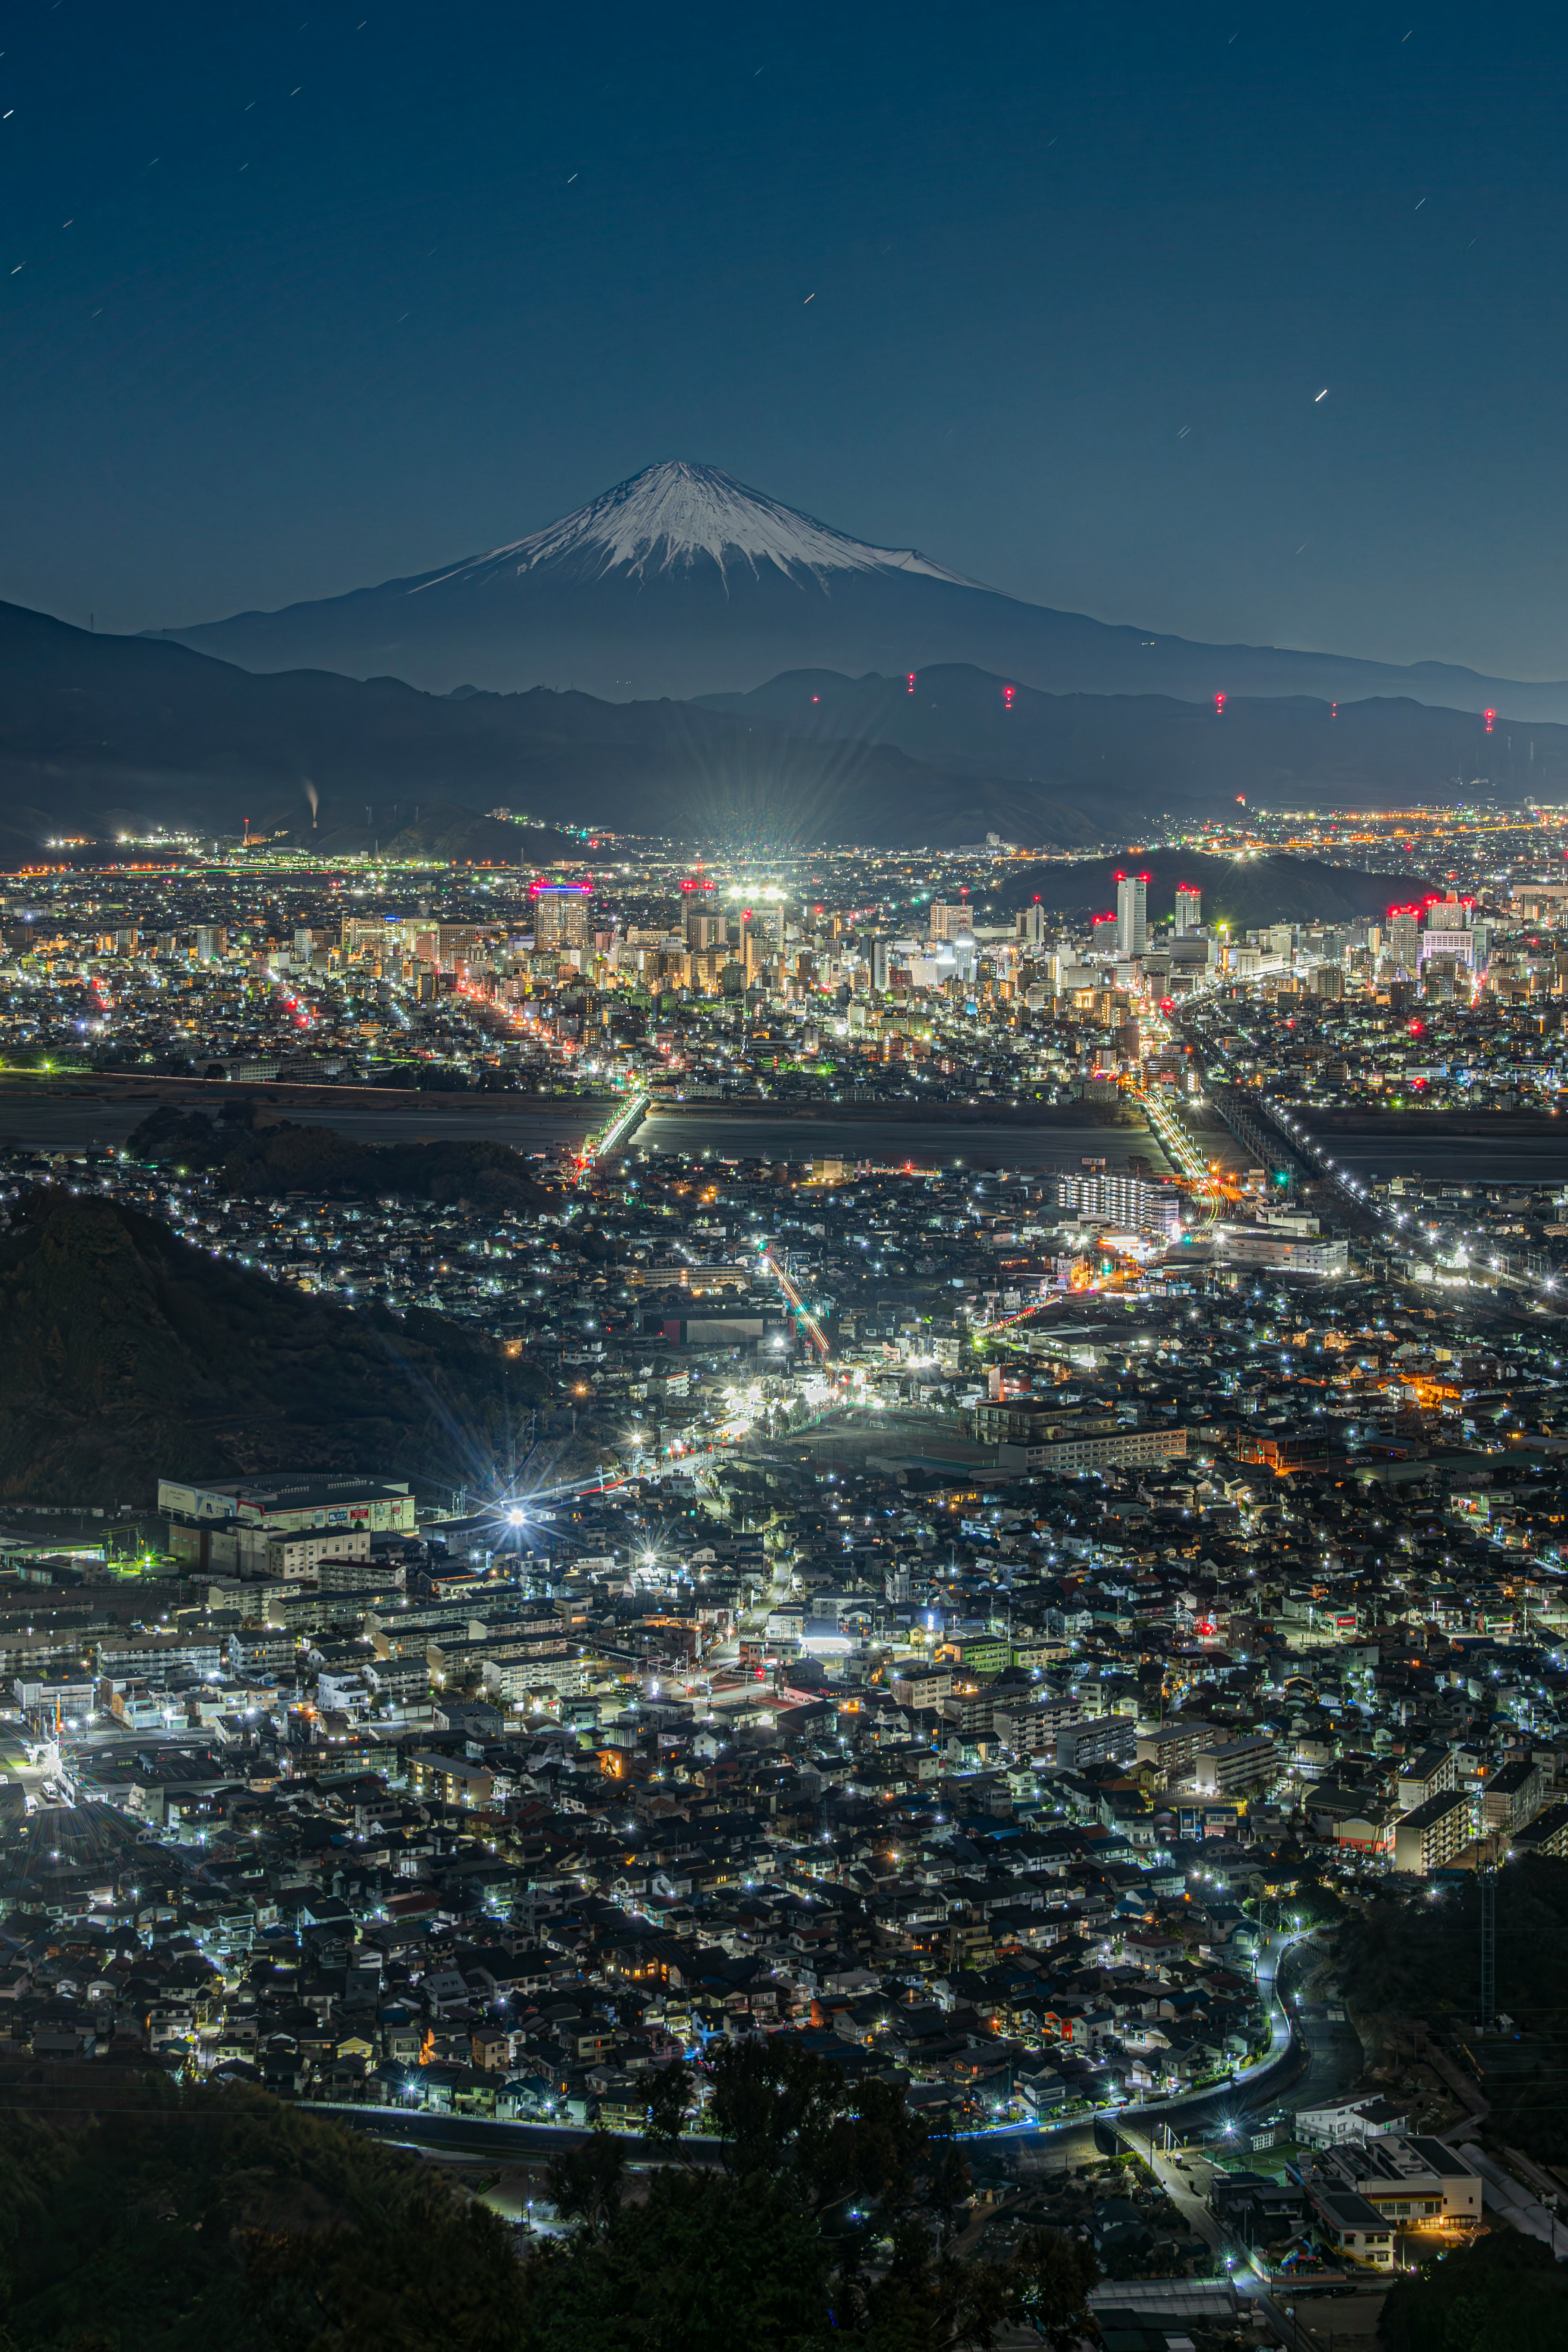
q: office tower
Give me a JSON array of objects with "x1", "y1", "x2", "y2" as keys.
[
  {"x1": 1175, "y1": 884, "x2": 1202, "y2": 935},
  {"x1": 1387, "y1": 911, "x2": 1420, "y2": 971},
  {"x1": 1116, "y1": 872, "x2": 1148, "y2": 957},
  {"x1": 532, "y1": 884, "x2": 592, "y2": 950}
]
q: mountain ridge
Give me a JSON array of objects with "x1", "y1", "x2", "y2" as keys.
[
  {"x1": 1, "y1": 597, "x2": 1566, "y2": 852},
  {"x1": 148, "y1": 458, "x2": 1568, "y2": 719}
]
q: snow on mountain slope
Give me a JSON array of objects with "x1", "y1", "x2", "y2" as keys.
[
  {"x1": 149, "y1": 459, "x2": 1568, "y2": 719},
  {"x1": 413, "y1": 460, "x2": 972, "y2": 592}
]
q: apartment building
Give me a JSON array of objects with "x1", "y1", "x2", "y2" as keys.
[
  {"x1": 1396, "y1": 1743, "x2": 1458, "y2": 1813},
  {"x1": 1511, "y1": 1802, "x2": 1568, "y2": 1858},
  {"x1": 1480, "y1": 1754, "x2": 1548, "y2": 1835},
  {"x1": 1192, "y1": 1733, "x2": 1279, "y2": 1798},
  {"x1": 1056, "y1": 1717, "x2": 1138, "y2": 1771},
  {"x1": 1056, "y1": 1171, "x2": 1183, "y2": 1237},
  {"x1": 1392, "y1": 1788, "x2": 1474, "y2": 1875},
  {"x1": 1136, "y1": 1720, "x2": 1219, "y2": 1786},
  {"x1": 890, "y1": 1668, "x2": 953, "y2": 1711},
  {"x1": 998, "y1": 1428, "x2": 1188, "y2": 1474}
]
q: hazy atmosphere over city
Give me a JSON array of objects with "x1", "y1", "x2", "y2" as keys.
[{"x1": 2, "y1": 10, "x2": 1568, "y2": 2352}]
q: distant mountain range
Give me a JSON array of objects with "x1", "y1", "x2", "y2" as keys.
[
  {"x1": 149, "y1": 458, "x2": 1568, "y2": 720},
  {"x1": 1, "y1": 596, "x2": 1566, "y2": 855}
]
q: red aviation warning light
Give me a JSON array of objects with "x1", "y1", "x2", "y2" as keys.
[
  {"x1": 1331, "y1": 700, "x2": 1338, "y2": 719},
  {"x1": 1003, "y1": 684, "x2": 1016, "y2": 709},
  {"x1": 678, "y1": 875, "x2": 716, "y2": 893},
  {"x1": 1485, "y1": 708, "x2": 1496, "y2": 733},
  {"x1": 906, "y1": 672, "x2": 916, "y2": 693},
  {"x1": 1214, "y1": 693, "x2": 1226, "y2": 716},
  {"x1": 528, "y1": 877, "x2": 593, "y2": 898}
]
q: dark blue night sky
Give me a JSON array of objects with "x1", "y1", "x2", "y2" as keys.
[{"x1": 2, "y1": 0, "x2": 1565, "y2": 677}]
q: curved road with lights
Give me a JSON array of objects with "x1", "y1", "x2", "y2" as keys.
[
  {"x1": 319, "y1": 1933, "x2": 1335, "y2": 2176},
  {"x1": 1260, "y1": 1096, "x2": 1567, "y2": 1310}
]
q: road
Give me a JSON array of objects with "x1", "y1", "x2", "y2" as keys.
[
  {"x1": 1252, "y1": 1094, "x2": 1568, "y2": 1313},
  {"x1": 310, "y1": 2103, "x2": 757, "y2": 2172},
  {"x1": 322, "y1": 1936, "x2": 1337, "y2": 2172},
  {"x1": 1105, "y1": 1939, "x2": 1381, "y2": 2352},
  {"x1": 305, "y1": 1936, "x2": 1376, "y2": 2352}
]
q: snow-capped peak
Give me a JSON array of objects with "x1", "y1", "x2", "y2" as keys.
[{"x1": 413, "y1": 461, "x2": 973, "y2": 593}]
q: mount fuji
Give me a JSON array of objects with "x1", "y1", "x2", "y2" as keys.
[{"x1": 152, "y1": 459, "x2": 1568, "y2": 721}]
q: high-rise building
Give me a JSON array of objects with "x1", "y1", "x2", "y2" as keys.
[
  {"x1": 1056, "y1": 1171, "x2": 1181, "y2": 1236},
  {"x1": 1386, "y1": 910, "x2": 1421, "y2": 971},
  {"x1": 531, "y1": 883, "x2": 592, "y2": 950},
  {"x1": 1115, "y1": 872, "x2": 1148, "y2": 957},
  {"x1": 1016, "y1": 903, "x2": 1049, "y2": 949},
  {"x1": 1423, "y1": 895, "x2": 1470, "y2": 931},
  {"x1": 1175, "y1": 884, "x2": 1202, "y2": 935}
]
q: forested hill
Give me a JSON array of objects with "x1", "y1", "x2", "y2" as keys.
[{"x1": 0, "y1": 1188, "x2": 543, "y2": 1503}]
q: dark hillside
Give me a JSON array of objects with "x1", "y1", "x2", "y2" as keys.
[
  {"x1": 126, "y1": 1101, "x2": 555, "y2": 1211},
  {"x1": 0, "y1": 2085, "x2": 525, "y2": 2352},
  {"x1": 992, "y1": 849, "x2": 1433, "y2": 932},
  {"x1": 1334, "y1": 1854, "x2": 1568, "y2": 2162},
  {"x1": 0, "y1": 1189, "x2": 545, "y2": 1503}
]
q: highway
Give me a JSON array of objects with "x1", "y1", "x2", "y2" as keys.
[{"x1": 1261, "y1": 1096, "x2": 1568, "y2": 1311}]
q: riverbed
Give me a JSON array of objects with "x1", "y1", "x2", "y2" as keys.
[
  {"x1": 1296, "y1": 1118, "x2": 1568, "y2": 1187},
  {"x1": 0, "y1": 1092, "x2": 602, "y2": 1156},
  {"x1": 638, "y1": 1112, "x2": 1172, "y2": 1174}
]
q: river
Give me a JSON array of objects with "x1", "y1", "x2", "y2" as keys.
[
  {"x1": 637, "y1": 1112, "x2": 1172, "y2": 1174},
  {"x1": 0, "y1": 1092, "x2": 602, "y2": 1156},
  {"x1": 1296, "y1": 1119, "x2": 1568, "y2": 1187},
  {"x1": 0, "y1": 1085, "x2": 1171, "y2": 1178}
]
